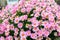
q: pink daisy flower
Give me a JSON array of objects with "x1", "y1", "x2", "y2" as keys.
[
  {"x1": 33, "y1": 27, "x2": 39, "y2": 32},
  {"x1": 26, "y1": 30, "x2": 31, "y2": 36},
  {"x1": 37, "y1": 30, "x2": 43, "y2": 37},
  {"x1": 14, "y1": 17, "x2": 19, "y2": 23},
  {"x1": 18, "y1": 22, "x2": 23, "y2": 28},
  {"x1": 20, "y1": 31, "x2": 27, "y2": 38},
  {"x1": 6, "y1": 36, "x2": 13, "y2": 40},
  {"x1": 0, "y1": 36, "x2": 5, "y2": 40},
  {"x1": 30, "y1": 33, "x2": 37, "y2": 39}
]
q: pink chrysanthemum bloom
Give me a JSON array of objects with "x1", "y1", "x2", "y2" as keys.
[
  {"x1": 21, "y1": 8, "x2": 26, "y2": 13},
  {"x1": 14, "y1": 17, "x2": 19, "y2": 23},
  {"x1": 34, "y1": 12, "x2": 40, "y2": 17},
  {"x1": 9, "y1": 24, "x2": 14, "y2": 30},
  {"x1": 6, "y1": 36, "x2": 13, "y2": 40},
  {"x1": 26, "y1": 30, "x2": 31, "y2": 36},
  {"x1": 20, "y1": 30, "x2": 27, "y2": 38},
  {"x1": 43, "y1": 30, "x2": 50, "y2": 37},
  {"x1": 14, "y1": 28, "x2": 19, "y2": 34},
  {"x1": 20, "y1": 15, "x2": 28, "y2": 21},
  {"x1": 0, "y1": 24, "x2": 6, "y2": 34},
  {"x1": 5, "y1": 30, "x2": 10, "y2": 36},
  {"x1": 20, "y1": 37, "x2": 27, "y2": 40},
  {"x1": 30, "y1": 33, "x2": 37, "y2": 39},
  {"x1": 0, "y1": 36, "x2": 5, "y2": 40},
  {"x1": 18, "y1": 22, "x2": 23, "y2": 28},
  {"x1": 37, "y1": 30, "x2": 43, "y2": 37},
  {"x1": 33, "y1": 27, "x2": 39, "y2": 32}
]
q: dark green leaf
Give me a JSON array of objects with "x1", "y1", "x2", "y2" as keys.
[
  {"x1": 9, "y1": 30, "x2": 14, "y2": 36},
  {"x1": 48, "y1": 30, "x2": 57, "y2": 40},
  {"x1": 0, "y1": 20, "x2": 3, "y2": 23},
  {"x1": 55, "y1": 0, "x2": 60, "y2": 5}
]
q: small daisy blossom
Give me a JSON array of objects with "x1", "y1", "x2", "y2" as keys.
[
  {"x1": 20, "y1": 31, "x2": 27, "y2": 38},
  {"x1": 14, "y1": 17, "x2": 19, "y2": 23},
  {"x1": 18, "y1": 22, "x2": 23, "y2": 28},
  {"x1": 30, "y1": 33, "x2": 37, "y2": 39},
  {"x1": 0, "y1": 36, "x2": 5, "y2": 40}
]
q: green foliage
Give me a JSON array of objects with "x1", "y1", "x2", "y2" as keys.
[
  {"x1": 9, "y1": 19, "x2": 18, "y2": 28},
  {"x1": 37, "y1": 16, "x2": 42, "y2": 20},
  {"x1": 0, "y1": 19, "x2": 3, "y2": 23},
  {"x1": 27, "y1": 36, "x2": 31, "y2": 40},
  {"x1": 16, "y1": 11, "x2": 24, "y2": 16},
  {"x1": 49, "y1": 30, "x2": 57, "y2": 40},
  {"x1": 54, "y1": 37, "x2": 60, "y2": 40},
  {"x1": 39, "y1": 25, "x2": 44, "y2": 29},
  {"x1": 22, "y1": 20, "x2": 29, "y2": 31},
  {"x1": 28, "y1": 9, "x2": 35, "y2": 18},
  {"x1": 9, "y1": 19, "x2": 14, "y2": 24},
  {"x1": 0, "y1": 33, "x2": 5, "y2": 37},
  {"x1": 55, "y1": 0, "x2": 60, "y2": 5},
  {"x1": 14, "y1": 23, "x2": 18, "y2": 28},
  {"x1": 9, "y1": 30, "x2": 14, "y2": 36}
]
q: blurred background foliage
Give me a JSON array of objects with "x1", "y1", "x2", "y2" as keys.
[
  {"x1": 0, "y1": 0, "x2": 7, "y2": 7},
  {"x1": 0, "y1": 0, "x2": 60, "y2": 7},
  {"x1": 55, "y1": 0, "x2": 60, "y2": 5}
]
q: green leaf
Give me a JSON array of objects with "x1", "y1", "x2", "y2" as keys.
[
  {"x1": 37, "y1": 16, "x2": 42, "y2": 20},
  {"x1": 28, "y1": 9, "x2": 35, "y2": 18},
  {"x1": 22, "y1": 20, "x2": 29, "y2": 31},
  {"x1": 9, "y1": 19, "x2": 14, "y2": 24},
  {"x1": 0, "y1": 20, "x2": 3, "y2": 23},
  {"x1": 9, "y1": 30, "x2": 14, "y2": 36},
  {"x1": 27, "y1": 36, "x2": 31, "y2": 40},
  {"x1": 16, "y1": 11, "x2": 24, "y2": 16},
  {"x1": 0, "y1": 33, "x2": 5, "y2": 37},
  {"x1": 55, "y1": 0, "x2": 60, "y2": 5},
  {"x1": 14, "y1": 23, "x2": 18, "y2": 28},
  {"x1": 54, "y1": 37, "x2": 60, "y2": 40},
  {"x1": 48, "y1": 30, "x2": 57, "y2": 40},
  {"x1": 39, "y1": 25, "x2": 44, "y2": 29}
]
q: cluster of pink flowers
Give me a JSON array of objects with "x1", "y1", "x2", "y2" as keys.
[{"x1": 0, "y1": 0, "x2": 60, "y2": 40}]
